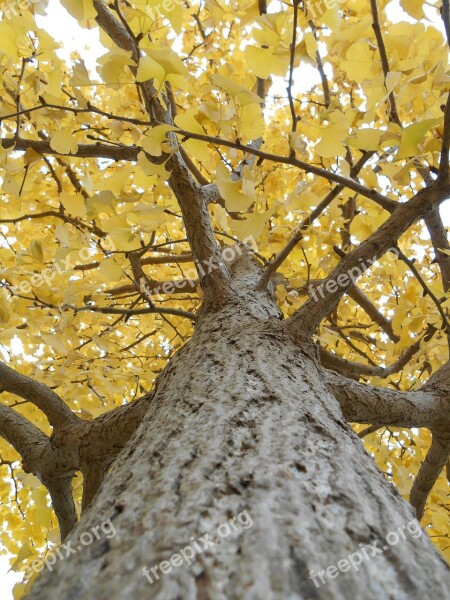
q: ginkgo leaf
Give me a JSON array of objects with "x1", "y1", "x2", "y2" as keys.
[
  {"x1": 29, "y1": 240, "x2": 44, "y2": 262},
  {"x1": 60, "y1": 193, "x2": 87, "y2": 219},
  {"x1": 396, "y1": 118, "x2": 442, "y2": 159},
  {"x1": 316, "y1": 113, "x2": 350, "y2": 158},
  {"x1": 60, "y1": 0, "x2": 96, "y2": 22},
  {"x1": 10, "y1": 544, "x2": 35, "y2": 572},
  {"x1": 244, "y1": 46, "x2": 290, "y2": 78},
  {"x1": 341, "y1": 42, "x2": 374, "y2": 81},
  {"x1": 70, "y1": 60, "x2": 92, "y2": 87},
  {"x1": 0, "y1": 290, "x2": 10, "y2": 324},
  {"x1": 145, "y1": 48, "x2": 189, "y2": 78},
  {"x1": 231, "y1": 207, "x2": 275, "y2": 241},
  {"x1": 126, "y1": 205, "x2": 166, "y2": 231},
  {"x1": 99, "y1": 259, "x2": 123, "y2": 282},
  {"x1": 136, "y1": 55, "x2": 166, "y2": 84},
  {"x1": 137, "y1": 151, "x2": 170, "y2": 179},
  {"x1": 174, "y1": 110, "x2": 210, "y2": 162},
  {"x1": 50, "y1": 131, "x2": 78, "y2": 155},
  {"x1": 142, "y1": 125, "x2": 176, "y2": 157},
  {"x1": 238, "y1": 103, "x2": 265, "y2": 139},
  {"x1": 216, "y1": 165, "x2": 254, "y2": 212},
  {"x1": 347, "y1": 128, "x2": 383, "y2": 151},
  {"x1": 400, "y1": 0, "x2": 424, "y2": 20},
  {"x1": 209, "y1": 73, "x2": 263, "y2": 106}
]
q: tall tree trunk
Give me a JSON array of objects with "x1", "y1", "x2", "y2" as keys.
[{"x1": 28, "y1": 273, "x2": 450, "y2": 600}]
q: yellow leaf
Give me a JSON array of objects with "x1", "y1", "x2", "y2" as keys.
[
  {"x1": 13, "y1": 583, "x2": 27, "y2": 600},
  {"x1": 10, "y1": 543, "x2": 35, "y2": 572},
  {"x1": 397, "y1": 118, "x2": 442, "y2": 160},
  {"x1": 316, "y1": 111, "x2": 350, "y2": 158},
  {"x1": 142, "y1": 125, "x2": 176, "y2": 157},
  {"x1": 70, "y1": 60, "x2": 92, "y2": 87},
  {"x1": 400, "y1": 0, "x2": 424, "y2": 20},
  {"x1": 24, "y1": 148, "x2": 42, "y2": 166},
  {"x1": 0, "y1": 290, "x2": 10, "y2": 323},
  {"x1": 60, "y1": 0, "x2": 96, "y2": 21},
  {"x1": 244, "y1": 46, "x2": 290, "y2": 78},
  {"x1": 210, "y1": 73, "x2": 263, "y2": 106},
  {"x1": 231, "y1": 207, "x2": 275, "y2": 241},
  {"x1": 347, "y1": 128, "x2": 383, "y2": 151},
  {"x1": 137, "y1": 151, "x2": 170, "y2": 179},
  {"x1": 99, "y1": 258, "x2": 123, "y2": 282},
  {"x1": 126, "y1": 205, "x2": 166, "y2": 231},
  {"x1": 29, "y1": 240, "x2": 44, "y2": 262},
  {"x1": 50, "y1": 131, "x2": 78, "y2": 155},
  {"x1": 145, "y1": 48, "x2": 189, "y2": 78},
  {"x1": 60, "y1": 193, "x2": 87, "y2": 219},
  {"x1": 0, "y1": 22, "x2": 17, "y2": 59},
  {"x1": 174, "y1": 110, "x2": 210, "y2": 162},
  {"x1": 341, "y1": 42, "x2": 374, "y2": 81},
  {"x1": 239, "y1": 103, "x2": 265, "y2": 139},
  {"x1": 216, "y1": 165, "x2": 254, "y2": 212},
  {"x1": 136, "y1": 55, "x2": 166, "y2": 84}
]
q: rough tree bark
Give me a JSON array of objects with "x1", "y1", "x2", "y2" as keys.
[
  {"x1": 26, "y1": 255, "x2": 450, "y2": 600},
  {"x1": 1, "y1": 2, "x2": 449, "y2": 599}
]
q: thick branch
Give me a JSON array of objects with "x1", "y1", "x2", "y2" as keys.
[
  {"x1": 346, "y1": 285, "x2": 399, "y2": 342},
  {"x1": 0, "y1": 361, "x2": 79, "y2": 430},
  {"x1": 0, "y1": 405, "x2": 77, "y2": 538},
  {"x1": 439, "y1": 85, "x2": 450, "y2": 180},
  {"x1": 0, "y1": 403, "x2": 48, "y2": 462},
  {"x1": 93, "y1": 0, "x2": 136, "y2": 51},
  {"x1": 1, "y1": 137, "x2": 139, "y2": 160},
  {"x1": 325, "y1": 366, "x2": 450, "y2": 432},
  {"x1": 287, "y1": 180, "x2": 450, "y2": 337},
  {"x1": 409, "y1": 434, "x2": 450, "y2": 520},
  {"x1": 45, "y1": 476, "x2": 78, "y2": 540},
  {"x1": 92, "y1": 1, "x2": 232, "y2": 300},
  {"x1": 424, "y1": 207, "x2": 450, "y2": 292}
]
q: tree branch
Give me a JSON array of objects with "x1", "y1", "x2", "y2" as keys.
[
  {"x1": 0, "y1": 361, "x2": 79, "y2": 430},
  {"x1": 325, "y1": 363, "x2": 450, "y2": 433},
  {"x1": 0, "y1": 403, "x2": 48, "y2": 462},
  {"x1": 63, "y1": 303, "x2": 196, "y2": 321},
  {"x1": 175, "y1": 129, "x2": 397, "y2": 211},
  {"x1": 0, "y1": 405, "x2": 77, "y2": 538},
  {"x1": 45, "y1": 476, "x2": 78, "y2": 540},
  {"x1": 439, "y1": 92, "x2": 450, "y2": 180},
  {"x1": 319, "y1": 334, "x2": 423, "y2": 380},
  {"x1": 424, "y1": 207, "x2": 450, "y2": 292},
  {"x1": 369, "y1": 0, "x2": 401, "y2": 126},
  {"x1": 1, "y1": 137, "x2": 139, "y2": 161},
  {"x1": 92, "y1": 0, "x2": 232, "y2": 301},
  {"x1": 409, "y1": 434, "x2": 450, "y2": 520},
  {"x1": 286, "y1": 180, "x2": 450, "y2": 338}
]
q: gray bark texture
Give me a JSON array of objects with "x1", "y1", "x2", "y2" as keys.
[{"x1": 26, "y1": 259, "x2": 450, "y2": 600}]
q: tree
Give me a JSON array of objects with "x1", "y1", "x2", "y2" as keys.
[{"x1": 0, "y1": 0, "x2": 449, "y2": 597}]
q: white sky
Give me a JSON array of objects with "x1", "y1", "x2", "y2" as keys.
[{"x1": 0, "y1": 1, "x2": 448, "y2": 598}]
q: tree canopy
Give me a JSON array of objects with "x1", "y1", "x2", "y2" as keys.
[{"x1": 0, "y1": 0, "x2": 449, "y2": 597}]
